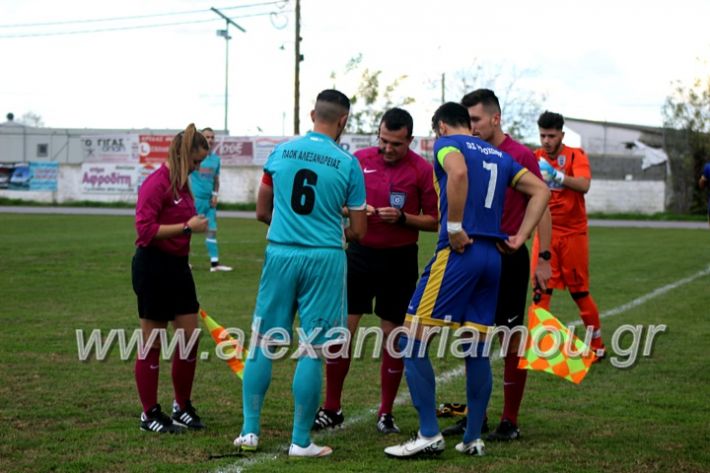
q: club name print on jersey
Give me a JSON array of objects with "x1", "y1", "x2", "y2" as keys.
[{"x1": 281, "y1": 148, "x2": 341, "y2": 170}]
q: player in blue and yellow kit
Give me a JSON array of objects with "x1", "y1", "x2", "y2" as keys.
[
  {"x1": 385, "y1": 103, "x2": 549, "y2": 459},
  {"x1": 233, "y1": 89, "x2": 367, "y2": 458},
  {"x1": 189, "y1": 127, "x2": 232, "y2": 272}
]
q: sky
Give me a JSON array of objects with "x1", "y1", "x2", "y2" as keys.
[{"x1": 1, "y1": 0, "x2": 709, "y2": 137}]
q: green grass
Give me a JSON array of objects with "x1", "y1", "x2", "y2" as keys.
[{"x1": 0, "y1": 215, "x2": 709, "y2": 472}]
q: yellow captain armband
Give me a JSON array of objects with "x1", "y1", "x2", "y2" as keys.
[{"x1": 436, "y1": 146, "x2": 460, "y2": 168}]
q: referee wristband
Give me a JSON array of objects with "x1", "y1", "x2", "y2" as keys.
[{"x1": 447, "y1": 221, "x2": 463, "y2": 233}]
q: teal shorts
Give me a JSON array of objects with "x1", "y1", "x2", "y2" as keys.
[
  {"x1": 195, "y1": 197, "x2": 217, "y2": 231},
  {"x1": 252, "y1": 243, "x2": 347, "y2": 348}
]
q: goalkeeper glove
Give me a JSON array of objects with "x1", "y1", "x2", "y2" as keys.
[{"x1": 538, "y1": 158, "x2": 565, "y2": 185}]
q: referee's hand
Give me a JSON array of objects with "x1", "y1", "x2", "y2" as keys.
[{"x1": 188, "y1": 215, "x2": 209, "y2": 233}]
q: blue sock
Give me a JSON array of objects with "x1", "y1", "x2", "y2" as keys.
[
  {"x1": 241, "y1": 346, "x2": 273, "y2": 436},
  {"x1": 291, "y1": 356, "x2": 322, "y2": 447},
  {"x1": 400, "y1": 336, "x2": 439, "y2": 437},
  {"x1": 463, "y1": 342, "x2": 492, "y2": 444},
  {"x1": 206, "y1": 235, "x2": 219, "y2": 263}
]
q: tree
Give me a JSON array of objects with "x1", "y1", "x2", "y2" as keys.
[
  {"x1": 331, "y1": 54, "x2": 415, "y2": 134},
  {"x1": 662, "y1": 64, "x2": 710, "y2": 213},
  {"x1": 446, "y1": 61, "x2": 546, "y2": 143},
  {"x1": 17, "y1": 111, "x2": 45, "y2": 127}
]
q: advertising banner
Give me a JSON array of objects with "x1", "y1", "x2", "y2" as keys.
[
  {"x1": 81, "y1": 163, "x2": 158, "y2": 194},
  {"x1": 0, "y1": 162, "x2": 59, "y2": 191},
  {"x1": 218, "y1": 137, "x2": 255, "y2": 166},
  {"x1": 81, "y1": 134, "x2": 139, "y2": 163},
  {"x1": 253, "y1": 137, "x2": 289, "y2": 165},
  {"x1": 139, "y1": 135, "x2": 173, "y2": 164}
]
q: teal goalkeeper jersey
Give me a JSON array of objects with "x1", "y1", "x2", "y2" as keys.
[
  {"x1": 190, "y1": 152, "x2": 220, "y2": 199},
  {"x1": 264, "y1": 131, "x2": 366, "y2": 249}
]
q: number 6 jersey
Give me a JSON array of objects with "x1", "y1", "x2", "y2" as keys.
[{"x1": 264, "y1": 131, "x2": 366, "y2": 248}]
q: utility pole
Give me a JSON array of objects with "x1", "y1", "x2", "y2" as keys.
[
  {"x1": 294, "y1": 0, "x2": 303, "y2": 135},
  {"x1": 441, "y1": 72, "x2": 446, "y2": 104},
  {"x1": 211, "y1": 7, "x2": 245, "y2": 134}
]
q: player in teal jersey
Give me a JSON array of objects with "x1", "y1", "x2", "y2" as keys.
[
  {"x1": 384, "y1": 103, "x2": 549, "y2": 459},
  {"x1": 189, "y1": 127, "x2": 232, "y2": 272},
  {"x1": 233, "y1": 89, "x2": 367, "y2": 458}
]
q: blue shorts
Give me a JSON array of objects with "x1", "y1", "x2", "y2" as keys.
[
  {"x1": 406, "y1": 239, "x2": 501, "y2": 334},
  {"x1": 195, "y1": 197, "x2": 217, "y2": 231},
  {"x1": 252, "y1": 243, "x2": 347, "y2": 347}
]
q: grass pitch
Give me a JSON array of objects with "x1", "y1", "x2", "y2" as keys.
[{"x1": 0, "y1": 214, "x2": 708, "y2": 472}]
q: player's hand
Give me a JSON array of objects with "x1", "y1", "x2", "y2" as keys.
[
  {"x1": 538, "y1": 158, "x2": 564, "y2": 184},
  {"x1": 210, "y1": 195, "x2": 218, "y2": 208},
  {"x1": 496, "y1": 240, "x2": 516, "y2": 254},
  {"x1": 504, "y1": 233, "x2": 526, "y2": 252},
  {"x1": 366, "y1": 204, "x2": 376, "y2": 216},
  {"x1": 188, "y1": 215, "x2": 209, "y2": 233},
  {"x1": 534, "y1": 259, "x2": 551, "y2": 292},
  {"x1": 448, "y1": 230, "x2": 473, "y2": 253},
  {"x1": 375, "y1": 207, "x2": 401, "y2": 224}
]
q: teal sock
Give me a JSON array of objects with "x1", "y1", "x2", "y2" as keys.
[
  {"x1": 241, "y1": 346, "x2": 273, "y2": 435},
  {"x1": 206, "y1": 236, "x2": 219, "y2": 263},
  {"x1": 291, "y1": 356, "x2": 322, "y2": 447}
]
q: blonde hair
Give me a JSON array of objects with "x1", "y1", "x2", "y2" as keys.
[{"x1": 167, "y1": 123, "x2": 209, "y2": 198}]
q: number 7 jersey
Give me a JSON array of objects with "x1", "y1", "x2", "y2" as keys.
[
  {"x1": 433, "y1": 134, "x2": 527, "y2": 250},
  {"x1": 264, "y1": 131, "x2": 366, "y2": 248}
]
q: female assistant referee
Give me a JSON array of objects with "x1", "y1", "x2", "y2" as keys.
[{"x1": 132, "y1": 124, "x2": 210, "y2": 433}]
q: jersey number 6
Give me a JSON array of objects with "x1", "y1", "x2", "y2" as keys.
[{"x1": 291, "y1": 169, "x2": 318, "y2": 215}]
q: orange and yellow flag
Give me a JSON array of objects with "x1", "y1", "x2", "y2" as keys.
[
  {"x1": 517, "y1": 306, "x2": 597, "y2": 384},
  {"x1": 199, "y1": 309, "x2": 247, "y2": 379}
]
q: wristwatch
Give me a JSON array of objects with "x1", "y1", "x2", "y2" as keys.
[
  {"x1": 182, "y1": 223, "x2": 192, "y2": 235},
  {"x1": 538, "y1": 250, "x2": 551, "y2": 261}
]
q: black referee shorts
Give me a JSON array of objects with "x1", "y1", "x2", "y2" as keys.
[
  {"x1": 132, "y1": 246, "x2": 199, "y2": 321},
  {"x1": 346, "y1": 243, "x2": 419, "y2": 325},
  {"x1": 494, "y1": 245, "x2": 530, "y2": 328}
]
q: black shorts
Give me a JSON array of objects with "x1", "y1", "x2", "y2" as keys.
[
  {"x1": 494, "y1": 245, "x2": 530, "y2": 328},
  {"x1": 347, "y1": 243, "x2": 419, "y2": 325},
  {"x1": 132, "y1": 246, "x2": 199, "y2": 321}
]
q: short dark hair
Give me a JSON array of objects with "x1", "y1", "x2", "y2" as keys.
[
  {"x1": 201, "y1": 127, "x2": 214, "y2": 133},
  {"x1": 461, "y1": 88, "x2": 501, "y2": 114},
  {"x1": 537, "y1": 111, "x2": 564, "y2": 130},
  {"x1": 314, "y1": 89, "x2": 351, "y2": 123},
  {"x1": 380, "y1": 107, "x2": 413, "y2": 137},
  {"x1": 431, "y1": 102, "x2": 471, "y2": 133}
]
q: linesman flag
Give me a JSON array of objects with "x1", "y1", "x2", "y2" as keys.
[
  {"x1": 517, "y1": 306, "x2": 597, "y2": 384},
  {"x1": 199, "y1": 309, "x2": 247, "y2": 379}
]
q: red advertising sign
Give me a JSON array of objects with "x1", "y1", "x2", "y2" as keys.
[
  {"x1": 139, "y1": 135, "x2": 173, "y2": 164},
  {"x1": 218, "y1": 137, "x2": 255, "y2": 166}
]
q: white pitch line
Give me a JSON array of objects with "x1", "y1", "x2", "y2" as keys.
[{"x1": 215, "y1": 264, "x2": 710, "y2": 473}]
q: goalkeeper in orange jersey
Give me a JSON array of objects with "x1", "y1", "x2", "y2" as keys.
[{"x1": 532, "y1": 111, "x2": 605, "y2": 358}]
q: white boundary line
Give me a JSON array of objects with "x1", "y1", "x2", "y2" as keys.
[{"x1": 215, "y1": 264, "x2": 710, "y2": 473}]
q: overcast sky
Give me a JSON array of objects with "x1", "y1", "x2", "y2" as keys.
[{"x1": 1, "y1": 0, "x2": 708, "y2": 137}]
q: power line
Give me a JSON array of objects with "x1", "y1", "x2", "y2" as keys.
[
  {"x1": 0, "y1": 1, "x2": 288, "y2": 29},
  {"x1": 0, "y1": 10, "x2": 291, "y2": 39}
]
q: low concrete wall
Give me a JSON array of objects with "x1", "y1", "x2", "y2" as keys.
[{"x1": 0, "y1": 164, "x2": 666, "y2": 214}]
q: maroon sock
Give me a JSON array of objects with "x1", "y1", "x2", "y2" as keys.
[
  {"x1": 135, "y1": 347, "x2": 161, "y2": 413},
  {"x1": 379, "y1": 338, "x2": 404, "y2": 416},
  {"x1": 324, "y1": 344, "x2": 351, "y2": 411},
  {"x1": 172, "y1": 343, "x2": 198, "y2": 410},
  {"x1": 501, "y1": 352, "x2": 528, "y2": 425}
]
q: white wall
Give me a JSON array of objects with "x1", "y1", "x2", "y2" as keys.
[
  {"x1": 0, "y1": 165, "x2": 666, "y2": 214},
  {"x1": 586, "y1": 179, "x2": 665, "y2": 214},
  {"x1": 0, "y1": 164, "x2": 264, "y2": 204}
]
